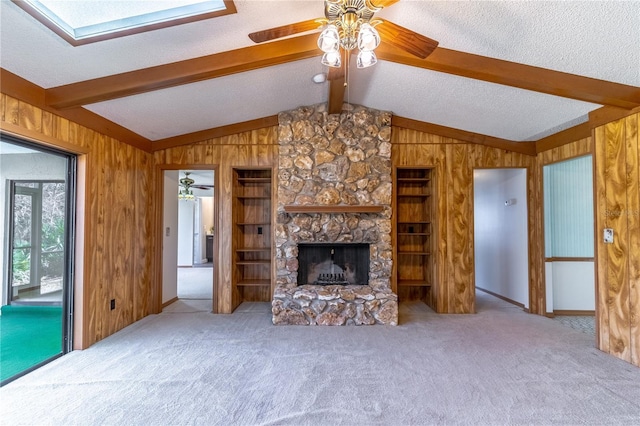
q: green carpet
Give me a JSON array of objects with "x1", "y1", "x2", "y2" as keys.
[{"x1": 0, "y1": 305, "x2": 62, "y2": 382}]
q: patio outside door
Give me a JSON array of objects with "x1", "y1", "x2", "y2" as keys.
[{"x1": 0, "y1": 137, "x2": 75, "y2": 385}]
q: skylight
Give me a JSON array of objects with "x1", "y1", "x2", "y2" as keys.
[{"x1": 13, "y1": 0, "x2": 235, "y2": 46}]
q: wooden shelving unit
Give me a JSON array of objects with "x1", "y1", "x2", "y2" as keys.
[
  {"x1": 232, "y1": 168, "x2": 273, "y2": 308},
  {"x1": 395, "y1": 168, "x2": 435, "y2": 306}
]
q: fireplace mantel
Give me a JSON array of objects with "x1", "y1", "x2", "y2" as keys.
[{"x1": 283, "y1": 205, "x2": 384, "y2": 214}]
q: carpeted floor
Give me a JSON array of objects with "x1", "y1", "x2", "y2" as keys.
[
  {"x1": 0, "y1": 305, "x2": 62, "y2": 382},
  {"x1": 1, "y1": 292, "x2": 639, "y2": 425},
  {"x1": 177, "y1": 266, "x2": 213, "y2": 300}
]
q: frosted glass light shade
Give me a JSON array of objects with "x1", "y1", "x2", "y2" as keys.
[
  {"x1": 356, "y1": 50, "x2": 377, "y2": 68},
  {"x1": 317, "y1": 25, "x2": 340, "y2": 53},
  {"x1": 357, "y1": 23, "x2": 380, "y2": 51},
  {"x1": 321, "y1": 51, "x2": 342, "y2": 67}
]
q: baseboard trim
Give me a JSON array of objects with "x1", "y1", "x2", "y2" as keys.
[
  {"x1": 553, "y1": 310, "x2": 595, "y2": 316},
  {"x1": 476, "y1": 287, "x2": 525, "y2": 309},
  {"x1": 162, "y1": 297, "x2": 179, "y2": 308}
]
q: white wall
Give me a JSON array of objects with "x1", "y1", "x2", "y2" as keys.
[
  {"x1": 199, "y1": 196, "x2": 214, "y2": 263},
  {"x1": 546, "y1": 261, "x2": 595, "y2": 311},
  {"x1": 177, "y1": 200, "x2": 194, "y2": 266},
  {"x1": 0, "y1": 151, "x2": 67, "y2": 306},
  {"x1": 474, "y1": 169, "x2": 529, "y2": 308},
  {"x1": 162, "y1": 171, "x2": 179, "y2": 304}
]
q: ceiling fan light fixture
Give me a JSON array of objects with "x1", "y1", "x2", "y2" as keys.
[
  {"x1": 357, "y1": 23, "x2": 380, "y2": 51},
  {"x1": 321, "y1": 51, "x2": 342, "y2": 68},
  {"x1": 356, "y1": 50, "x2": 377, "y2": 68},
  {"x1": 318, "y1": 25, "x2": 340, "y2": 53}
]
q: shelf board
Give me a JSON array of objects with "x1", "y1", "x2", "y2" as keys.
[
  {"x1": 283, "y1": 205, "x2": 384, "y2": 213},
  {"x1": 237, "y1": 177, "x2": 271, "y2": 182},
  {"x1": 397, "y1": 194, "x2": 431, "y2": 198},
  {"x1": 236, "y1": 248, "x2": 270, "y2": 253},
  {"x1": 237, "y1": 222, "x2": 270, "y2": 226},
  {"x1": 236, "y1": 260, "x2": 271, "y2": 265},
  {"x1": 397, "y1": 221, "x2": 431, "y2": 224},
  {"x1": 398, "y1": 232, "x2": 431, "y2": 236},
  {"x1": 397, "y1": 178, "x2": 431, "y2": 182},
  {"x1": 236, "y1": 279, "x2": 271, "y2": 287},
  {"x1": 398, "y1": 251, "x2": 431, "y2": 255},
  {"x1": 237, "y1": 196, "x2": 271, "y2": 200},
  {"x1": 398, "y1": 280, "x2": 431, "y2": 287}
]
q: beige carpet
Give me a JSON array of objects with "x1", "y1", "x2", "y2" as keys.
[{"x1": 1, "y1": 291, "x2": 639, "y2": 425}]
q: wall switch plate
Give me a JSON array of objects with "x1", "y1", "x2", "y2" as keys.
[
  {"x1": 110, "y1": 299, "x2": 116, "y2": 310},
  {"x1": 165, "y1": 227, "x2": 170, "y2": 237},
  {"x1": 604, "y1": 228, "x2": 614, "y2": 244}
]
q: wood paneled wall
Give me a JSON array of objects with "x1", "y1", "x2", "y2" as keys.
[
  {"x1": 392, "y1": 129, "x2": 542, "y2": 314},
  {"x1": 0, "y1": 93, "x2": 154, "y2": 348},
  {"x1": 594, "y1": 112, "x2": 640, "y2": 367},
  {"x1": 152, "y1": 128, "x2": 278, "y2": 314}
]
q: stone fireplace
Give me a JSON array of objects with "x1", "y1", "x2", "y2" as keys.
[{"x1": 272, "y1": 103, "x2": 398, "y2": 325}]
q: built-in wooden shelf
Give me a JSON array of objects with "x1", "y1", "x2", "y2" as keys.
[
  {"x1": 236, "y1": 259, "x2": 271, "y2": 265},
  {"x1": 395, "y1": 167, "x2": 435, "y2": 305},
  {"x1": 236, "y1": 248, "x2": 270, "y2": 253},
  {"x1": 233, "y1": 168, "x2": 273, "y2": 306},
  {"x1": 283, "y1": 205, "x2": 384, "y2": 214},
  {"x1": 237, "y1": 279, "x2": 271, "y2": 287}
]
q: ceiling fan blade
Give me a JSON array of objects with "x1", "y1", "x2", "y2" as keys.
[
  {"x1": 249, "y1": 19, "x2": 321, "y2": 43},
  {"x1": 376, "y1": 19, "x2": 439, "y2": 59},
  {"x1": 192, "y1": 185, "x2": 214, "y2": 190}
]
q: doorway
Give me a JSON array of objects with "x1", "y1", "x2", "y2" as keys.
[
  {"x1": 161, "y1": 169, "x2": 215, "y2": 310},
  {"x1": 473, "y1": 168, "x2": 529, "y2": 311},
  {"x1": 0, "y1": 136, "x2": 76, "y2": 385}
]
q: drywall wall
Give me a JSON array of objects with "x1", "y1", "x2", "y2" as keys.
[
  {"x1": 162, "y1": 171, "x2": 179, "y2": 304},
  {"x1": 177, "y1": 200, "x2": 194, "y2": 266},
  {"x1": 474, "y1": 168, "x2": 529, "y2": 308},
  {"x1": 547, "y1": 261, "x2": 595, "y2": 311}
]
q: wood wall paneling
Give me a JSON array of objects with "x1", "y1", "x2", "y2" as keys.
[
  {"x1": 1, "y1": 93, "x2": 154, "y2": 348},
  {"x1": 625, "y1": 114, "x2": 640, "y2": 366},
  {"x1": 594, "y1": 113, "x2": 640, "y2": 367},
  {"x1": 152, "y1": 128, "x2": 279, "y2": 314}
]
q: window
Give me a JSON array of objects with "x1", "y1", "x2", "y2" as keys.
[{"x1": 12, "y1": 0, "x2": 236, "y2": 45}]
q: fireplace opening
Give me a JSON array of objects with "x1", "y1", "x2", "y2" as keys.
[{"x1": 297, "y1": 243, "x2": 370, "y2": 286}]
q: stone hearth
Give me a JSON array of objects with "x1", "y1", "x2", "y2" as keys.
[{"x1": 273, "y1": 103, "x2": 398, "y2": 325}]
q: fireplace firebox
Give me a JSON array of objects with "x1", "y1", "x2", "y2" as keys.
[{"x1": 297, "y1": 243, "x2": 370, "y2": 286}]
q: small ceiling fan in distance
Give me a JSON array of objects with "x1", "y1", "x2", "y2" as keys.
[
  {"x1": 178, "y1": 172, "x2": 213, "y2": 200},
  {"x1": 248, "y1": 0, "x2": 439, "y2": 62}
]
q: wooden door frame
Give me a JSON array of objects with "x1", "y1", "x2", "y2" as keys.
[{"x1": 153, "y1": 164, "x2": 219, "y2": 314}]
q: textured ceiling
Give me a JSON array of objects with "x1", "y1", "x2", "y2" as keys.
[{"x1": 1, "y1": 1, "x2": 639, "y2": 143}]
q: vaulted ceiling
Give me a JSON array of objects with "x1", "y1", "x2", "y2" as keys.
[{"x1": 1, "y1": 1, "x2": 639, "y2": 153}]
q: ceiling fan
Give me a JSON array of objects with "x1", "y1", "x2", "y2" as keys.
[
  {"x1": 179, "y1": 172, "x2": 213, "y2": 194},
  {"x1": 248, "y1": 0, "x2": 439, "y2": 62}
]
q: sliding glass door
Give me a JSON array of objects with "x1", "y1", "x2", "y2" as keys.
[{"x1": 0, "y1": 136, "x2": 75, "y2": 385}]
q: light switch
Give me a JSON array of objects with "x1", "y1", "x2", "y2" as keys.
[
  {"x1": 165, "y1": 227, "x2": 171, "y2": 237},
  {"x1": 604, "y1": 228, "x2": 614, "y2": 244}
]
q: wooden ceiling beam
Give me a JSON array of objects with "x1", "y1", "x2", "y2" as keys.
[
  {"x1": 327, "y1": 61, "x2": 346, "y2": 114},
  {"x1": 1, "y1": 68, "x2": 152, "y2": 152},
  {"x1": 46, "y1": 33, "x2": 322, "y2": 110},
  {"x1": 376, "y1": 43, "x2": 640, "y2": 110}
]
